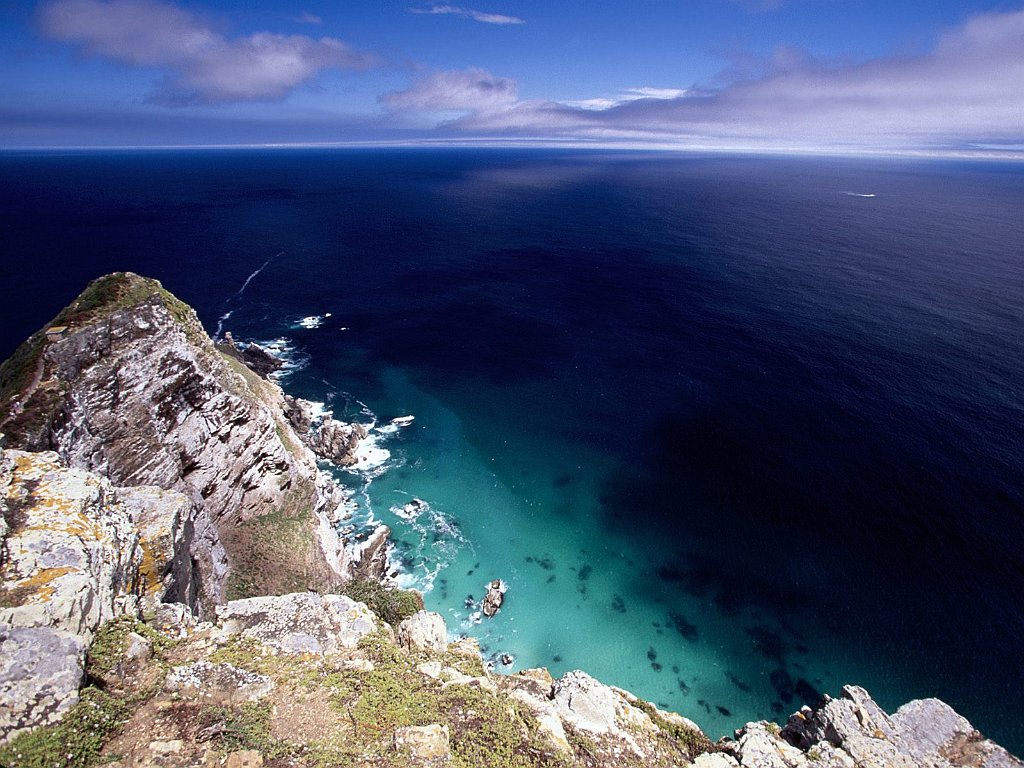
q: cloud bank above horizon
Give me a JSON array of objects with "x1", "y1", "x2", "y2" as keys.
[
  {"x1": 6, "y1": 1, "x2": 1024, "y2": 153},
  {"x1": 440, "y1": 7, "x2": 1024, "y2": 151}
]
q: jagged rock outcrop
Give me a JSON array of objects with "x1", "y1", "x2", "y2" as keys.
[
  {"x1": 306, "y1": 417, "x2": 367, "y2": 467},
  {"x1": 217, "y1": 334, "x2": 283, "y2": 379},
  {"x1": 0, "y1": 273, "x2": 382, "y2": 608},
  {"x1": 482, "y1": 578, "x2": 506, "y2": 617},
  {"x1": 0, "y1": 447, "x2": 192, "y2": 741},
  {"x1": 735, "y1": 684, "x2": 1022, "y2": 768}
]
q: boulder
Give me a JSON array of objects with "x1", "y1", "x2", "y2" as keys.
[
  {"x1": 481, "y1": 579, "x2": 507, "y2": 618},
  {"x1": 397, "y1": 610, "x2": 448, "y2": 652},
  {"x1": 0, "y1": 624, "x2": 86, "y2": 742},
  {"x1": 307, "y1": 418, "x2": 368, "y2": 466},
  {"x1": 394, "y1": 723, "x2": 451, "y2": 761},
  {"x1": 215, "y1": 592, "x2": 378, "y2": 654},
  {"x1": 551, "y1": 669, "x2": 619, "y2": 733}
]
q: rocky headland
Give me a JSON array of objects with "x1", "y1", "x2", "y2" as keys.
[{"x1": 0, "y1": 273, "x2": 1019, "y2": 767}]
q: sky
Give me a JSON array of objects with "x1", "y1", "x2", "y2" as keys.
[{"x1": 1, "y1": 0, "x2": 1023, "y2": 154}]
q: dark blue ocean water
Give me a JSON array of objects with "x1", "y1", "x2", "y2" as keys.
[{"x1": 1, "y1": 149, "x2": 1023, "y2": 750}]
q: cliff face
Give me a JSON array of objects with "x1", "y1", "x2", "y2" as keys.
[{"x1": 0, "y1": 273, "x2": 383, "y2": 609}]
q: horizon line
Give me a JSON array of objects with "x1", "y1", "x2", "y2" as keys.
[{"x1": 2, "y1": 138, "x2": 1024, "y2": 162}]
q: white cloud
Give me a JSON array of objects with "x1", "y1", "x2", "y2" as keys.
[
  {"x1": 39, "y1": 0, "x2": 374, "y2": 104},
  {"x1": 450, "y1": 7, "x2": 1024, "y2": 151},
  {"x1": 565, "y1": 87, "x2": 690, "y2": 110},
  {"x1": 294, "y1": 11, "x2": 322, "y2": 25},
  {"x1": 409, "y1": 4, "x2": 524, "y2": 25},
  {"x1": 381, "y1": 68, "x2": 518, "y2": 113}
]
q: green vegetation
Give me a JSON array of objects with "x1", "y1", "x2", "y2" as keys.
[
  {"x1": 341, "y1": 579, "x2": 424, "y2": 626},
  {"x1": 198, "y1": 701, "x2": 291, "y2": 759},
  {"x1": 0, "y1": 687, "x2": 130, "y2": 768},
  {"x1": 223, "y1": 483, "x2": 329, "y2": 600},
  {"x1": 85, "y1": 616, "x2": 172, "y2": 679}
]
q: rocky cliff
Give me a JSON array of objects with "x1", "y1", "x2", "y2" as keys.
[
  {"x1": 0, "y1": 274, "x2": 1020, "y2": 767},
  {"x1": 0, "y1": 273, "x2": 388, "y2": 610}
]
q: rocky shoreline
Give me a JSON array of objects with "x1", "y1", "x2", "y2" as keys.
[{"x1": 1, "y1": 272, "x2": 1020, "y2": 766}]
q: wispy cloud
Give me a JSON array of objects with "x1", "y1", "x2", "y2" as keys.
[
  {"x1": 293, "y1": 11, "x2": 322, "y2": 25},
  {"x1": 409, "y1": 4, "x2": 524, "y2": 25},
  {"x1": 381, "y1": 67, "x2": 518, "y2": 112},
  {"x1": 39, "y1": 0, "x2": 374, "y2": 104},
  {"x1": 447, "y1": 7, "x2": 1024, "y2": 151},
  {"x1": 565, "y1": 87, "x2": 690, "y2": 110}
]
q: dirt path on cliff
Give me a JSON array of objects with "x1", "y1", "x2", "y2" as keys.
[{"x1": 1, "y1": 352, "x2": 46, "y2": 431}]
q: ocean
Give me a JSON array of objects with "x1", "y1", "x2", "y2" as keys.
[{"x1": 1, "y1": 148, "x2": 1022, "y2": 750}]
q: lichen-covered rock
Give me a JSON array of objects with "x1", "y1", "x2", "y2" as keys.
[
  {"x1": 215, "y1": 592, "x2": 379, "y2": 654},
  {"x1": 0, "y1": 624, "x2": 86, "y2": 742},
  {"x1": 0, "y1": 449, "x2": 193, "y2": 637},
  {"x1": 393, "y1": 723, "x2": 450, "y2": 761},
  {"x1": 165, "y1": 661, "x2": 273, "y2": 705},
  {"x1": 397, "y1": 610, "x2": 448, "y2": 652}
]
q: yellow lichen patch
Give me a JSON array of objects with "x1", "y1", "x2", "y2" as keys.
[
  {"x1": 137, "y1": 536, "x2": 168, "y2": 595},
  {"x1": 3, "y1": 566, "x2": 77, "y2": 605}
]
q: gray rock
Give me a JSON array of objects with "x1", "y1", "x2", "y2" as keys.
[
  {"x1": 343, "y1": 523, "x2": 392, "y2": 581},
  {"x1": 551, "y1": 669, "x2": 619, "y2": 733},
  {"x1": 307, "y1": 417, "x2": 367, "y2": 466},
  {"x1": 216, "y1": 592, "x2": 378, "y2": 654},
  {"x1": 481, "y1": 579, "x2": 506, "y2": 618},
  {"x1": 1, "y1": 274, "x2": 370, "y2": 609},
  {"x1": 0, "y1": 624, "x2": 86, "y2": 742},
  {"x1": 746, "y1": 686, "x2": 1023, "y2": 768},
  {"x1": 394, "y1": 723, "x2": 450, "y2": 761},
  {"x1": 397, "y1": 610, "x2": 448, "y2": 652},
  {"x1": 165, "y1": 661, "x2": 273, "y2": 704}
]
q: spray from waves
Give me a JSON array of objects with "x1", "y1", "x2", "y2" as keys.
[
  {"x1": 841, "y1": 191, "x2": 877, "y2": 198},
  {"x1": 386, "y1": 496, "x2": 471, "y2": 595},
  {"x1": 213, "y1": 253, "x2": 281, "y2": 339}
]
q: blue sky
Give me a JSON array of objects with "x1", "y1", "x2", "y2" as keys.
[{"x1": 2, "y1": 0, "x2": 1023, "y2": 153}]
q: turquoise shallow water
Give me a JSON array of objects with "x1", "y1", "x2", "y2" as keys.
[{"x1": 283, "y1": 355, "x2": 912, "y2": 739}]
